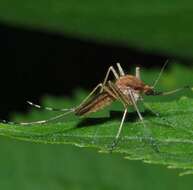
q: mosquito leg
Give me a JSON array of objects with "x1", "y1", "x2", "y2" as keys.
[
  {"x1": 110, "y1": 108, "x2": 127, "y2": 150},
  {"x1": 135, "y1": 67, "x2": 141, "y2": 79},
  {"x1": 105, "y1": 82, "x2": 131, "y2": 151},
  {"x1": 128, "y1": 90, "x2": 160, "y2": 153},
  {"x1": 26, "y1": 101, "x2": 74, "y2": 112},
  {"x1": 26, "y1": 83, "x2": 112, "y2": 113},
  {"x1": 25, "y1": 66, "x2": 118, "y2": 113},
  {"x1": 78, "y1": 83, "x2": 104, "y2": 108},
  {"x1": 116, "y1": 63, "x2": 125, "y2": 76},
  {"x1": 128, "y1": 90, "x2": 145, "y2": 124},
  {"x1": 91, "y1": 84, "x2": 128, "y2": 148},
  {"x1": 107, "y1": 81, "x2": 129, "y2": 106},
  {"x1": 4, "y1": 83, "x2": 106, "y2": 126},
  {"x1": 116, "y1": 108, "x2": 127, "y2": 139},
  {"x1": 3, "y1": 109, "x2": 75, "y2": 126},
  {"x1": 28, "y1": 83, "x2": 105, "y2": 115},
  {"x1": 106, "y1": 83, "x2": 159, "y2": 153},
  {"x1": 91, "y1": 86, "x2": 119, "y2": 145},
  {"x1": 100, "y1": 66, "x2": 119, "y2": 93},
  {"x1": 27, "y1": 66, "x2": 120, "y2": 113}
]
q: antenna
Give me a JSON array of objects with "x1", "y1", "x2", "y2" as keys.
[{"x1": 153, "y1": 60, "x2": 169, "y2": 88}]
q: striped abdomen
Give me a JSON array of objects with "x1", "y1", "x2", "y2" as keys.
[{"x1": 75, "y1": 92, "x2": 115, "y2": 116}]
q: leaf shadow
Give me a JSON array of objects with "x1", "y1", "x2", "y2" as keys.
[{"x1": 76, "y1": 109, "x2": 155, "y2": 128}]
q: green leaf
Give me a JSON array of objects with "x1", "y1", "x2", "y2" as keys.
[
  {"x1": 1, "y1": 96, "x2": 193, "y2": 175},
  {"x1": 0, "y1": 0, "x2": 193, "y2": 58},
  {"x1": 0, "y1": 64, "x2": 192, "y2": 176}
]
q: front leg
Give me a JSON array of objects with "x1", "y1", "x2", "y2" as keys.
[
  {"x1": 100, "y1": 65, "x2": 119, "y2": 93},
  {"x1": 129, "y1": 90, "x2": 160, "y2": 153}
]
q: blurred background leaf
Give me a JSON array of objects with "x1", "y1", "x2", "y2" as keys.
[{"x1": 0, "y1": 0, "x2": 193, "y2": 58}]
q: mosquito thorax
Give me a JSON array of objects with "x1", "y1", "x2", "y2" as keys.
[{"x1": 115, "y1": 75, "x2": 145, "y2": 88}]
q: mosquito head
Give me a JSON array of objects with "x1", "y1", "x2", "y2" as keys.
[
  {"x1": 144, "y1": 85, "x2": 154, "y2": 95},
  {"x1": 143, "y1": 85, "x2": 162, "y2": 96},
  {"x1": 143, "y1": 85, "x2": 191, "y2": 96}
]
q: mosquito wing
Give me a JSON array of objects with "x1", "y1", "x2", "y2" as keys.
[{"x1": 75, "y1": 92, "x2": 115, "y2": 116}]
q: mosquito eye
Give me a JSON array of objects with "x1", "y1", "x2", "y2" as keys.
[{"x1": 145, "y1": 89, "x2": 154, "y2": 95}]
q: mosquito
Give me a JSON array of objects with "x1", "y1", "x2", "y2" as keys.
[{"x1": 3, "y1": 62, "x2": 191, "y2": 149}]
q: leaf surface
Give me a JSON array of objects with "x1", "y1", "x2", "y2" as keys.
[{"x1": 1, "y1": 96, "x2": 193, "y2": 175}]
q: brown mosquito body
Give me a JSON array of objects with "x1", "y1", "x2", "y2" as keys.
[
  {"x1": 75, "y1": 74, "x2": 152, "y2": 115},
  {"x1": 3, "y1": 62, "x2": 191, "y2": 149},
  {"x1": 75, "y1": 92, "x2": 115, "y2": 116}
]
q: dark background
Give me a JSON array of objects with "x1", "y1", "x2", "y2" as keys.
[{"x1": 0, "y1": 23, "x2": 191, "y2": 119}]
